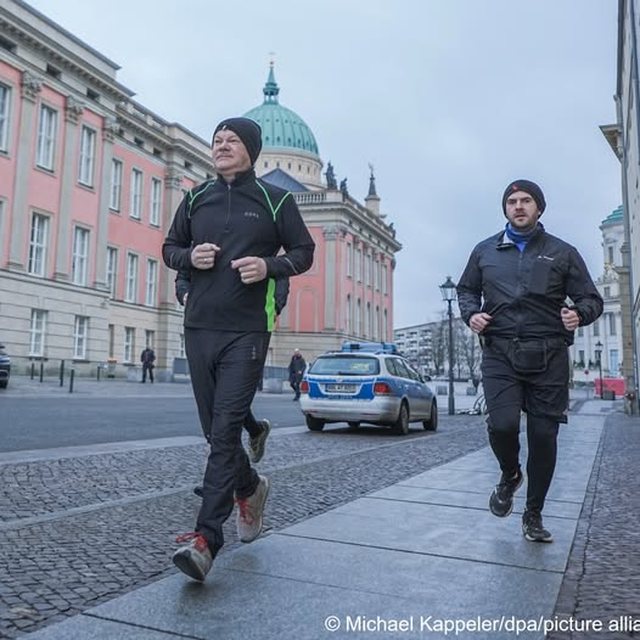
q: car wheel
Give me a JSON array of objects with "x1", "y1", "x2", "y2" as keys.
[
  {"x1": 393, "y1": 402, "x2": 409, "y2": 435},
  {"x1": 306, "y1": 415, "x2": 325, "y2": 431},
  {"x1": 347, "y1": 421, "x2": 360, "y2": 429},
  {"x1": 423, "y1": 401, "x2": 438, "y2": 431}
]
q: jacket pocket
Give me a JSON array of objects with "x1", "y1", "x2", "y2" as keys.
[
  {"x1": 528, "y1": 258, "x2": 553, "y2": 294},
  {"x1": 512, "y1": 340, "x2": 548, "y2": 374}
]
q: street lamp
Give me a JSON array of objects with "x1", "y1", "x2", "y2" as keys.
[
  {"x1": 595, "y1": 340, "x2": 603, "y2": 399},
  {"x1": 439, "y1": 276, "x2": 457, "y2": 415}
]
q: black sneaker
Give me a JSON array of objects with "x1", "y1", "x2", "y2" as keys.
[
  {"x1": 522, "y1": 510, "x2": 553, "y2": 543},
  {"x1": 193, "y1": 485, "x2": 203, "y2": 498},
  {"x1": 248, "y1": 419, "x2": 271, "y2": 464},
  {"x1": 489, "y1": 467, "x2": 523, "y2": 517}
]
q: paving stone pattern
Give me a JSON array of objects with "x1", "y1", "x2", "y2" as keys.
[{"x1": 1, "y1": 417, "x2": 488, "y2": 638}]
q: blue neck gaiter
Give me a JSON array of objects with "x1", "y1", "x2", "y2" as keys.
[{"x1": 505, "y1": 222, "x2": 538, "y2": 252}]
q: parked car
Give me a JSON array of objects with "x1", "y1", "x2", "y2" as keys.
[
  {"x1": 0, "y1": 343, "x2": 11, "y2": 389},
  {"x1": 299, "y1": 341, "x2": 437, "y2": 435}
]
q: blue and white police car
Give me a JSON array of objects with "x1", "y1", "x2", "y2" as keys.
[{"x1": 299, "y1": 341, "x2": 437, "y2": 435}]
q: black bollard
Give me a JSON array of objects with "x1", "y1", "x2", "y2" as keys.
[
  {"x1": 97, "y1": 364, "x2": 101, "y2": 382},
  {"x1": 69, "y1": 369, "x2": 75, "y2": 393},
  {"x1": 39, "y1": 361, "x2": 44, "y2": 383},
  {"x1": 30, "y1": 362, "x2": 35, "y2": 380},
  {"x1": 59, "y1": 360, "x2": 65, "y2": 387}
]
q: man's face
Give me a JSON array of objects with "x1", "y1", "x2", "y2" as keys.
[
  {"x1": 504, "y1": 190, "x2": 540, "y2": 231},
  {"x1": 212, "y1": 129, "x2": 251, "y2": 178}
]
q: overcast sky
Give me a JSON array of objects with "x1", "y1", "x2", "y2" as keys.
[{"x1": 26, "y1": 0, "x2": 620, "y2": 328}]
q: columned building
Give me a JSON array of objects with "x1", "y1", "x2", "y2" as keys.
[
  {"x1": 0, "y1": 1, "x2": 400, "y2": 377},
  {"x1": 570, "y1": 206, "x2": 624, "y2": 381}
]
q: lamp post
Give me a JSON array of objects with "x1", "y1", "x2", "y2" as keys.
[
  {"x1": 439, "y1": 276, "x2": 457, "y2": 415},
  {"x1": 595, "y1": 340, "x2": 603, "y2": 399}
]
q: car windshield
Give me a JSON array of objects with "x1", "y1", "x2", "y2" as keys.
[{"x1": 309, "y1": 356, "x2": 380, "y2": 376}]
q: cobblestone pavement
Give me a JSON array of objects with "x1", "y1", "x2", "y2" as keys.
[
  {"x1": 0, "y1": 416, "x2": 488, "y2": 638},
  {"x1": 549, "y1": 407, "x2": 640, "y2": 640}
]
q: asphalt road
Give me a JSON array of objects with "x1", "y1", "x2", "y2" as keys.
[{"x1": 0, "y1": 394, "x2": 309, "y2": 452}]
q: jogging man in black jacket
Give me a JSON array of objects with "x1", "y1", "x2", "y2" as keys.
[
  {"x1": 457, "y1": 179, "x2": 602, "y2": 543},
  {"x1": 163, "y1": 117, "x2": 315, "y2": 581}
]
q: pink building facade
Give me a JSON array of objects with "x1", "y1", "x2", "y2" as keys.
[{"x1": 0, "y1": 0, "x2": 400, "y2": 376}]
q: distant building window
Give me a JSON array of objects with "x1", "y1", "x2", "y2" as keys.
[
  {"x1": 179, "y1": 334, "x2": 186, "y2": 358},
  {"x1": 145, "y1": 259, "x2": 158, "y2": 306},
  {"x1": 355, "y1": 247, "x2": 362, "y2": 282},
  {"x1": 577, "y1": 327, "x2": 583, "y2": 337},
  {"x1": 130, "y1": 169, "x2": 143, "y2": 219},
  {"x1": 110, "y1": 159, "x2": 123, "y2": 211},
  {"x1": 125, "y1": 253, "x2": 139, "y2": 302},
  {"x1": 73, "y1": 316, "x2": 89, "y2": 359},
  {"x1": 78, "y1": 126, "x2": 96, "y2": 186},
  {"x1": 604, "y1": 286, "x2": 610, "y2": 298},
  {"x1": 29, "y1": 309, "x2": 47, "y2": 357},
  {"x1": 36, "y1": 104, "x2": 57, "y2": 170},
  {"x1": 0, "y1": 35, "x2": 16, "y2": 53},
  {"x1": 0, "y1": 83, "x2": 10, "y2": 152},
  {"x1": 108, "y1": 324, "x2": 115, "y2": 358},
  {"x1": 106, "y1": 247, "x2": 118, "y2": 298},
  {"x1": 124, "y1": 327, "x2": 135, "y2": 363},
  {"x1": 592, "y1": 319, "x2": 600, "y2": 337},
  {"x1": 28, "y1": 213, "x2": 49, "y2": 277},
  {"x1": 72, "y1": 227, "x2": 90, "y2": 285},
  {"x1": 346, "y1": 294, "x2": 351, "y2": 333},
  {"x1": 346, "y1": 243, "x2": 352, "y2": 277},
  {"x1": 382, "y1": 263, "x2": 388, "y2": 295},
  {"x1": 86, "y1": 88, "x2": 100, "y2": 101},
  {"x1": 150, "y1": 178, "x2": 162, "y2": 226},
  {"x1": 45, "y1": 64, "x2": 61, "y2": 79},
  {"x1": 607, "y1": 312, "x2": 617, "y2": 336},
  {"x1": 608, "y1": 246, "x2": 614, "y2": 264}
]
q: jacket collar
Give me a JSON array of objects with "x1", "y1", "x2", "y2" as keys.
[
  {"x1": 216, "y1": 168, "x2": 256, "y2": 187},
  {"x1": 496, "y1": 222, "x2": 545, "y2": 249}
]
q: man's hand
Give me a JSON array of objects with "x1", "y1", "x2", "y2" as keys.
[
  {"x1": 469, "y1": 312, "x2": 492, "y2": 334},
  {"x1": 191, "y1": 243, "x2": 220, "y2": 270},
  {"x1": 230, "y1": 256, "x2": 267, "y2": 284},
  {"x1": 561, "y1": 307, "x2": 580, "y2": 331}
]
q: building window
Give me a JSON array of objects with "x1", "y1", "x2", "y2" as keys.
[
  {"x1": 150, "y1": 178, "x2": 162, "y2": 226},
  {"x1": 110, "y1": 159, "x2": 123, "y2": 211},
  {"x1": 604, "y1": 286, "x2": 610, "y2": 298},
  {"x1": 608, "y1": 246, "x2": 614, "y2": 264},
  {"x1": 364, "y1": 253, "x2": 370, "y2": 287},
  {"x1": 28, "y1": 213, "x2": 49, "y2": 276},
  {"x1": 607, "y1": 312, "x2": 617, "y2": 336},
  {"x1": 357, "y1": 298, "x2": 362, "y2": 336},
  {"x1": 78, "y1": 126, "x2": 96, "y2": 186},
  {"x1": 367, "y1": 302, "x2": 372, "y2": 337},
  {"x1": 125, "y1": 253, "x2": 138, "y2": 302},
  {"x1": 145, "y1": 259, "x2": 157, "y2": 306},
  {"x1": 145, "y1": 329, "x2": 155, "y2": 349},
  {"x1": 106, "y1": 247, "x2": 118, "y2": 298},
  {"x1": 376, "y1": 305, "x2": 381, "y2": 340},
  {"x1": 346, "y1": 243, "x2": 352, "y2": 277},
  {"x1": 124, "y1": 327, "x2": 135, "y2": 363},
  {"x1": 29, "y1": 309, "x2": 47, "y2": 356},
  {"x1": 36, "y1": 104, "x2": 57, "y2": 170},
  {"x1": 592, "y1": 319, "x2": 600, "y2": 337},
  {"x1": 73, "y1": 315, "x2": 89, "y2": 359},
  {"x1": 382, "y1": 263, "x2": 388, "y2": 295},
  {"x1": 130, "y1": 169, "x2": 143, "y2": 219},
  {"x1": 179, "y1": 333, "x2": 186, "y2": 358},
  {"x1": 355, "y1": 247, "x2": 362, "y2": 282},
  {"x1": 383, "y1": 309, "x2": 388, "y2": 341},
  {"x1": 577, "y1": 326, "x2": 583, "y2": 337},
  {"x1": 346, "y1": 294, "x2": 351, "y2": 333},
  {"x1": 609, "y1": 349, "x2": 619, "y2": 374},
  {"x1": 0, "y1": 83, "x2": 10, "y2": 152},
  {"x1": 72, "y1": 227, "x2": 89, "y2": 285},
  {"x1": 108, "y1": 324, "x2": 115, "y2": 359}
]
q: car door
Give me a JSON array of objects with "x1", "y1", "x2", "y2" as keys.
[
  {"x1": 403, "y1": 360, "x2": 431, "y2": 417},
  {"x1": 388, "y1": 358, "x2": 419, "y2": 413}
]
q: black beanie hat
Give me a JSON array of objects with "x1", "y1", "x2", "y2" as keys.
[
  {"x1": 212, "y1": 117, "x2": 263, "y2": 165},
  {"x1": 502, "y1": 179, "x2": 546, "y2": 216}
]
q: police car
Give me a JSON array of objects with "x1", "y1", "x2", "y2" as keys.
[{"x1": 299, "y1": 341, "x2": 437, "y2": 435}]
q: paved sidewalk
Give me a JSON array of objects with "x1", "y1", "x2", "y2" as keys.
[{"x1": 27, "y1": 401, "x2": 628, "y2": 640}]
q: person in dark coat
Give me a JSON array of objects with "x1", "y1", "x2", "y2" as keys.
[
  {"x1": 288, "y1": 349, "x2": 306, "y2": 400},
  {"x1": 140, "y1": 347, "x2": 155, "y2": 383}
]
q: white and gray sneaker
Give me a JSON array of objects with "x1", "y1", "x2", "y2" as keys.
[
  {"x1": 236, "y1": 475, "x2": 270, "y2": 543},
  {"x1": 248, "y1": 419, "x2": 271, "y2": 463},
  {"x1": 172, "y1": 532, "x2": 213, "y2": 581}
]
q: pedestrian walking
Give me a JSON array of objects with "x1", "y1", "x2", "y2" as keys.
[
  {"x1": 163, "y1": 116, "x2": 315, "y2": 581},
  {"x1": 288, "y1": 348, "x2": 306, "y2": 400},
  {"x1": 140, "y1": 346, "x2": 155, "y2": 383},
  {"x1": 457, "y1": 179, "x2": 602, "y2": 543}
]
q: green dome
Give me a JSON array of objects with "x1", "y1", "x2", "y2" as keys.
[
  {"x1": 244, "y1": 64, "x2": 319, "y2": 156},
  {"x1": 602, "y1": 205, "x2": 623, "y2": 226}
]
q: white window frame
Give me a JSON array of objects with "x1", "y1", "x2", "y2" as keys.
[
  {"x1": 106, "y1": 247, "x2": 118, "y2": 298},
  {"x1": 355, "y1": 247, "x2": 362, "y2": 282},
  {"x1": 0, "y1": 83, "x2": 10, "y2": 152},
  {"x1": 72, "y1": 226, "x2": 89, "y2": 286},
  {"x1": 145, "y1": 258, "x2": 157, "y2": 306},
  {"x1": 28, "y1": 213, "x2": 49, "y2": 277},
  {"x1": 110, "y1": 159, "x2": 123, "y2": 211},
  {"x1": 36, "y1": 104, "x2": 57, "y2": 170},
  {"x1": 29, "y1": 309, "x2": 47, "y2": 356},
  {"x1": 125, "y1": 253, "x2": 139, "y2": 302},
  {"x1": 130, "y1": 169, "x2": 143, "y2": 219},
  {"x1": 78, "y1": 126, "x2": 96, "y2": 186},
  {"x1": 124, "y1": 327, "x2": 135, "y2": 363},
  {"x1": 73, "y1": 315, "x2": 89, "y2": 359},
  {"x1": 150, "y1": 178, "x2": 162, "y2": 226}
]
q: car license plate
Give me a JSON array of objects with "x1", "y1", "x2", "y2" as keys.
[{"x1": 325, "y1": 383, "x2": 356, "y2": 393}]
